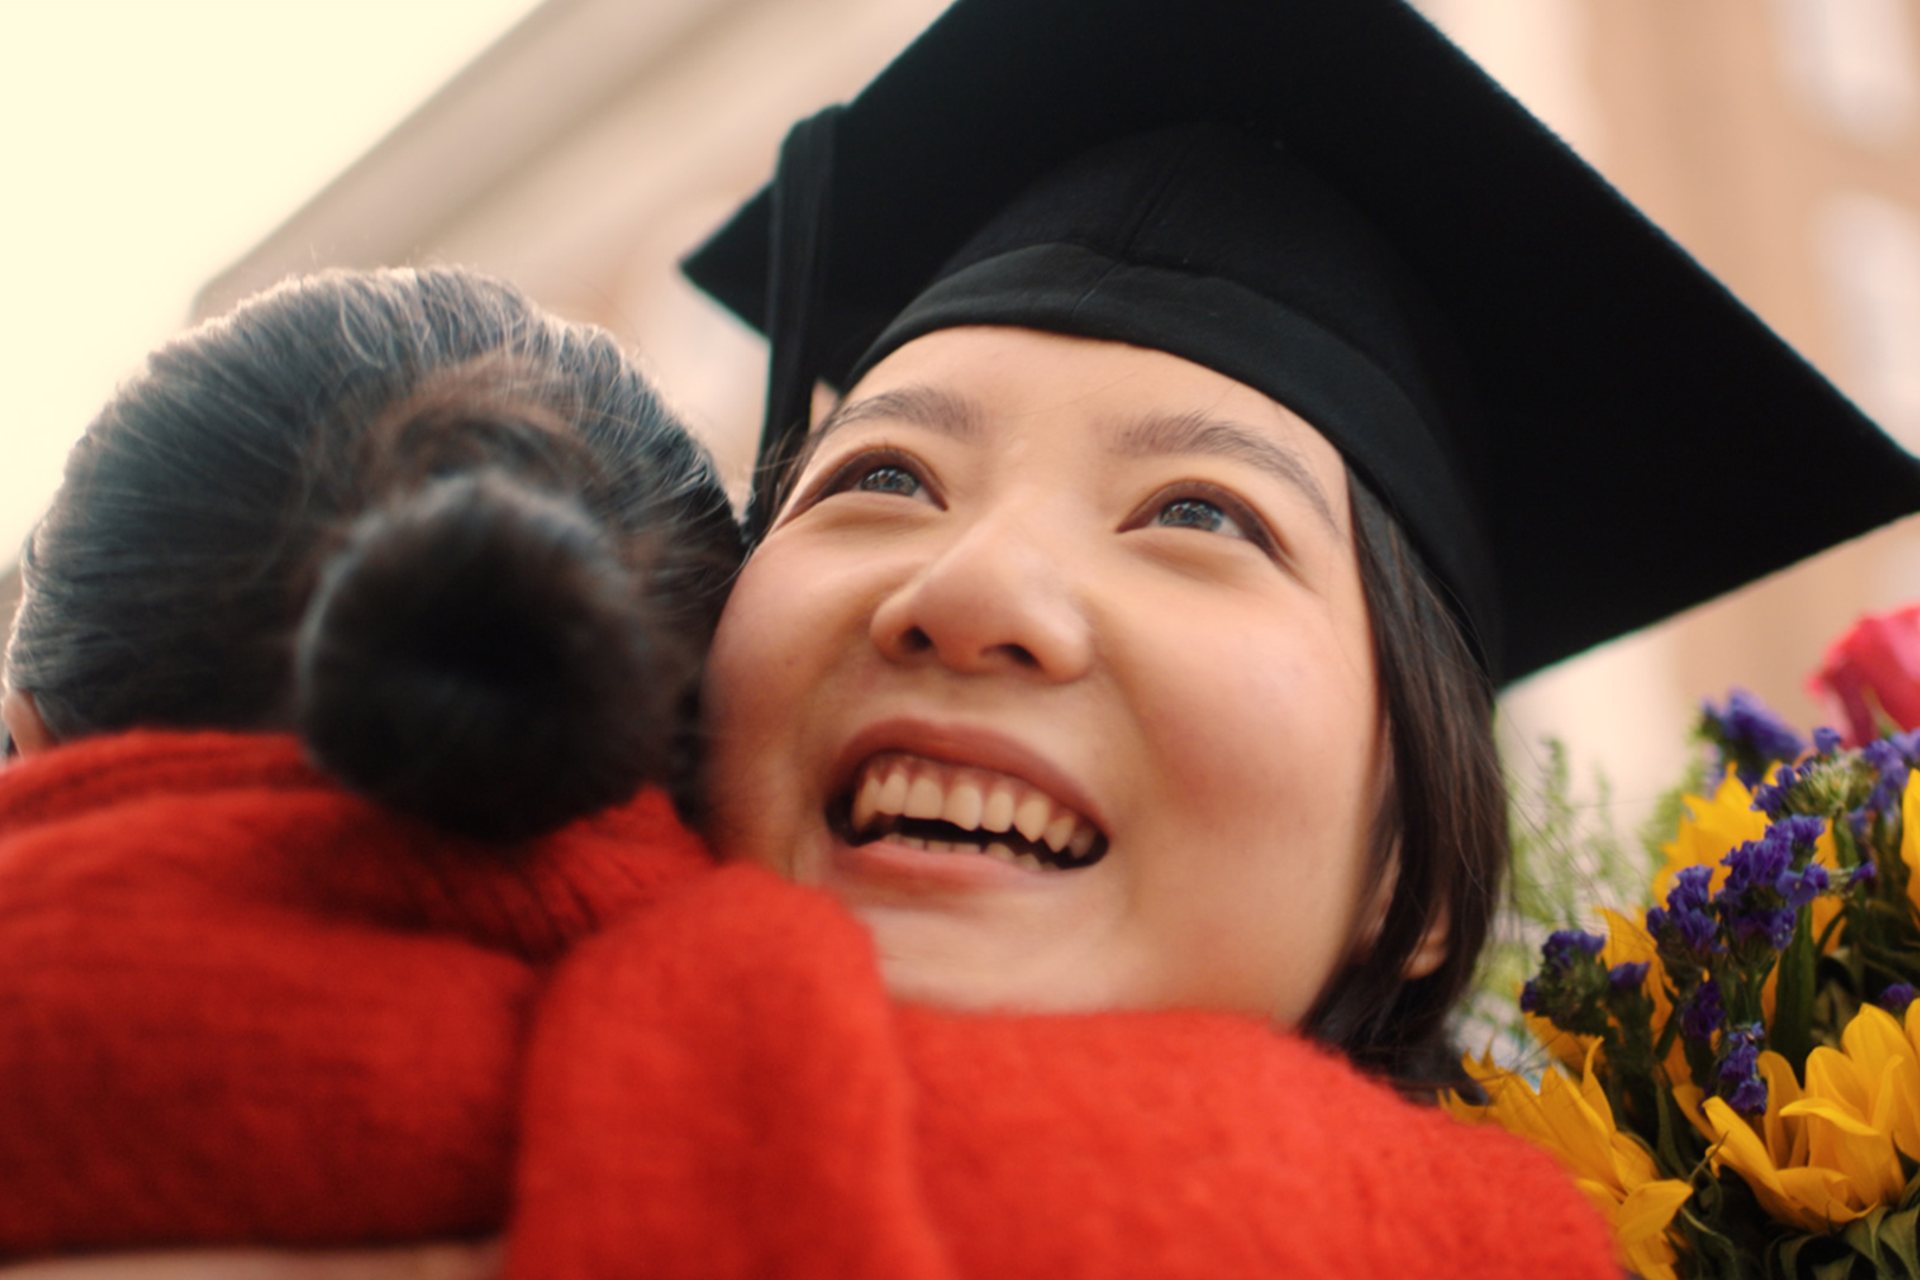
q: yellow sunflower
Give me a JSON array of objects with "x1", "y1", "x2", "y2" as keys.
[
  {"x1": 1702, "y1": 1002, "x2": 1920, "y2": 1234},
  {"x1": 1447, "y1": 1043, "x2": 1692, "y2": 1280}
]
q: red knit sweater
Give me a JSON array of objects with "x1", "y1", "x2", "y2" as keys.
[{"x1": 0, "y1": 732, "x2": 1618, "y2": 1277}]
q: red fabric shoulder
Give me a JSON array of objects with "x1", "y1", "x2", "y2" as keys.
[
  {"x1": 0, "y1": 729, "x2": 318, "y2": 832},
  {"x1": 0, "y1": 733, "x2": 1614, "y2": 1275},
  {"x1": 899, "y1": 1007, "x2": 1618, "y2": 1279},
  {"x1": 0, "y1": 729, "x2": 712, "y2": 955},
  {"x1": 0, "y1": 729, "x2": 713, "y2": 1253},
  {"x1": 509, "y1": 869, "x2": 1618, "y2": 1280}
]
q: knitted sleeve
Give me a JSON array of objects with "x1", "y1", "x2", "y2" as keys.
[{"x1": 0, "y1": 730, "x2": 710, "y2": 1254}]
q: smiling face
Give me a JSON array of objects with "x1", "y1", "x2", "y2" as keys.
[{"x1": 702, "y1": 326, "x2": 1386, "y2": 1022}]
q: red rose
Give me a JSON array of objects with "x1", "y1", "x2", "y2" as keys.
[{"x1": 1808, "y1": 603, "x2": 1920, "y2": 746}]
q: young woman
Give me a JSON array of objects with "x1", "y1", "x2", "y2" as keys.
[
  {"x1": 5, "y1": 0, "x2": 1918, "y2": 1276},
  {"x1": 678, "y1": 0, "x2": 1920, "y2": 1093}
]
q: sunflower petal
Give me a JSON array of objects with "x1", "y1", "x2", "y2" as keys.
[
  {"x1": 1614, "y1": 1179, "x2": 1694, "y2": 1247},
  {"x1": 1780, "y1": 1097, "x2": 1887, "y2": 1139}
]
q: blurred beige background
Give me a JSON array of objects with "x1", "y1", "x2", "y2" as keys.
[{"x1": 4, "y1": 0, "x2": 1918, "y2": 832}]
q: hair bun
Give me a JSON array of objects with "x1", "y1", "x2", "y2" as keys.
[{"x1": 296, "y1": 470, "x2": 675, "y2": 843}]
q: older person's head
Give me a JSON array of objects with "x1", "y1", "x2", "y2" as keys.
[{"x1": 3, "y1": 267, "x2": 742, "y2": 839}]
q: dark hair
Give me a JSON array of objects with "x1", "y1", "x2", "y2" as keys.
[
  {"x1": 1302, "y1": 470, "x2": 1507, "y2": 1091},
  {"x1": 4, "y1": 267, "x2": 743, "y2": 841}
]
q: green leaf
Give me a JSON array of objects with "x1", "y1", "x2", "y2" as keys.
[
  {"x1": 1771, "y1": 911, "x2": 1818, "y2": 1068},
  {"x1": 1877, "y1": 1206, "x2": 1920, "y2": 1277},
  {"x1": 1810, "y1": 1259, "x2": 1860, "y2": 1280},
  {"x1": 1775, "y1": 1233, "x2": 1815, "y2": 1278},
  {"x1": 1681, "y1": 1202, "x2": 1754, "y2": 1278},
  {"x1": 1803, "y1": 1205, "x2": 1920, "y2": 1280},
  {"x1": 1839, "y1": 1209, "x2": 1888, "y2": 1273},
  {"x1": 1771, "y1": 1228, "x2": 1873, "y2": 1280},
  {"x1": 1652, "y1": 1086, "x2": 1690, "y2": 1176}
]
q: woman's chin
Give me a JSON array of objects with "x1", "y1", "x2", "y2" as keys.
[
  {"x1": 874, "y1": 957, "x2": 1057, "y2": 1012},
  {"x1": 859, "y1": 921, "x2": 1123, "y2": 1014}
]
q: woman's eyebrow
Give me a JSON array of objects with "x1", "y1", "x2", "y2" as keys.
[
  {"x1": 812, "y1": 385, "x2": 984, "y2": 444},
  {"x1": 1113, "y1": 410, "x2": 1340, "y2": 533},
  {"x1": 779, "y1": 386, "x2": 982, "y2": 497}
]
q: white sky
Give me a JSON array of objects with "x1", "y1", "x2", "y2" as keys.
[{"x1": 0, "y1": 0, "x2": 545, "y2": 556}]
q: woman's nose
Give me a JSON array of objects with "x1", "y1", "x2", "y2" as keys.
[{"x1": 869, "y1": 512, "x2": 1095, "y2": 681}]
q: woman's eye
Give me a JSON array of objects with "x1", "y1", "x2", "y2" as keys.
[
  {"x1": 852, "y1": 463, "x2": 923, "y2": 497},
  {"x1": 774, "y1": 446, "x2": 939, "y2": 528},
  {"x1": 1149, "y1": 495, "x2": 1254, "y2": 541},
  {"x1": 801, "y1": 449, "x2": 938, "y2": 508},
  {"x1": 1131, "y1": 485, "x2": 1284, "y2": 561}
]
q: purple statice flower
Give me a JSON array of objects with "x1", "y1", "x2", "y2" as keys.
[
  {"x1": 1702, "y1": 690, "x2": 1807, "y2": 788},
  {"x1": 1682, "y1": 979, "x2": 1725, "y2": 1042},
  {"x1": 1541, "y1": 929, "x2": 1607, "y2": 971},
  {"x1": 1813, "y1": 726, "x2": 1845, "y2": 756},
  {"x1": 1668, "y1": 864, "x2": 1714, "y2": 914},
  {"x1": 1734, "y1": 907, "x2": 1798, "y2": 951},
  {"x1": 1677, "y1": 910, "x2": 1720, "y2": 954},
  {"x1": 1773, "y1": 815, "x2": 1827, "y2": 854},
  {"x1": 1720, "y1": 1025, "x2": 1763, "y2": 1074},
  {"x1": 1881, "y1": 984, "x2": 1916, "y2": 1014},
  {"x1": 1524, "y1": 929, "x2": 1613, "y2": 1038},
  {"x1": 1648, "y1": 865, "x2": 1721, "y2": 959},
  {"x1": 1704, "y1": 888, "x2": 1792, "y2": 949},
  {"x1": 1849, "y1": 862, "x2": 1879, "y2": 888},
  {"x1": 1718, "y1": 820, "x2": 1826, "y2": 950},
  {"x1": 1776, "y1": 863, "x2": 1829, "y2": 910},
  {"x1": 1862, "y1": 739, "x2": 1904, "y2": 771},
  {"x1": 1752, "y1": 776, "x2": 1847, "y2": 828},
  {"x1": 1608, "y1": 961, "x2": 1650, "y2": 992},
  {"x1": 1725, "y1": 1077, "x2": 1770, "y2": 1116},
  {"x1": 1863, "y1": 737, "x2": 1914, "y2": 819},
  {"x1": 1751, "y1": 764, "x2": 1802, "y2": 819},
  {"x1": 1722, "y1": 833, "x2": 1791, "y2": 899},
  {"x1": 1718, "y1": 1022, "x2": 1769, "y2": 1118},
  {"x1": 1711, "y1": 690, "x2": 1807, "y2": 759},
  {"x1": 1866, "y1": 774, "x2": 1907, "y2": 820}
]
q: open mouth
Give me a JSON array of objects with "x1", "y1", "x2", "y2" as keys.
[{"x1": 831, "y1": 751, "x2": 1109, "y2": 872}]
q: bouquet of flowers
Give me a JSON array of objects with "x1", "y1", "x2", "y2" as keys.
[{"x1": 1449, "y1": 606, "x2": 1920, "y2": 1279}]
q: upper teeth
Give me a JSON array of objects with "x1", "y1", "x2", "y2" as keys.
[{"x1": 851, "y1": 753, "x2": 1100, "y2": 861}]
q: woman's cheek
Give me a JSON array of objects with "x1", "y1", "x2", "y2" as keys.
[{"x1": 700, "y1": 569, "x2": 796, "y2": 864}]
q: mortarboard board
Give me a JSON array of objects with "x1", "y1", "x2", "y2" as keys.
[{"x1": 683, "y1": 0, "x2": 1920, "y2": 684}]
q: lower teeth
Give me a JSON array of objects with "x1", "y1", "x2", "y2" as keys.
[{"x1": 888, "y1": 833, "x2": 1042, "y2": 870}]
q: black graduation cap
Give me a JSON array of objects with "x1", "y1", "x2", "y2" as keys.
[{"x1": 683, "y1": 0, "x2": 1920, "y2": 684}]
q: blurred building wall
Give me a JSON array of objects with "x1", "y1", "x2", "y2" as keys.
[
  {"x1": 12, "y1": 0, "x2": 1912, "y2": 819},
  {"x1": 194, "y1": 0, "x2": 957, "y2": 491}
]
